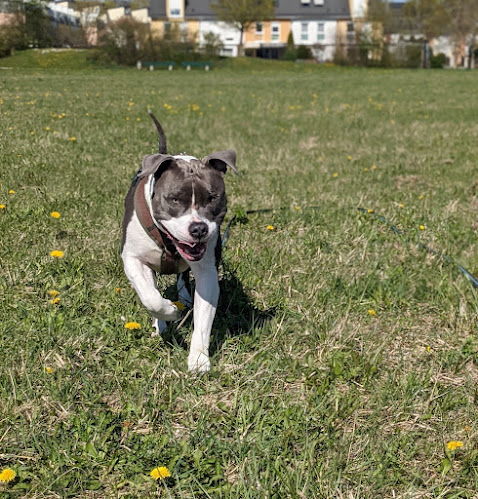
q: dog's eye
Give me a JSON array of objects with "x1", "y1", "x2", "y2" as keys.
[
  {"x1": 208, "y1": 194, "x2": 218, "y2": 203},
  {"x1": 169, "y1": 195, "x2": 180, "y2": 204}
]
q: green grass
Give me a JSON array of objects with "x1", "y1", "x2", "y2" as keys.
[{"x1": 0, "y1": 50, "x2": 477, "y2": 497}]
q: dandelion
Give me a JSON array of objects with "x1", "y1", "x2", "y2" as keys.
[
  {"x1": 50, "y1": 297, "x2": 60, "y2": 305},
  {"x1": 173, "y1": 301, "x2": 186, "y2": 311},
  {"x1": 426, "y1": 346, "x2": 431, "y2": 352},
  {"x1": 447, "y1": 441, "x2": 463, "y2": 451},
  {"x1": 50, "y1": 250, "x2": 64, "y2": 258},
  {"x1": 50, "y1": 211, "x2": 61, "y2": 219},
  {"x1": 333, "y1": 172, "x2": 338, "y2": 178},
  {"x1": 124, "y1": 322, "x2": 141, "y2": 330},
  {"x1": 0, "y1": 204, "x2": 5, "y2": 209},
  {"x1": 371, "y1": 165, "x2": 377, "y2": 170},
  {"x1": 8, "y1": 190, "x2": 15, "y2": 195},
  {"x1": 368, "y1": 309, "x2": 377, "y2": 316},
  {"x1": 69, "y1": 137, "x2": 76, "y2": 142},
  {"x1": 45, "y1": 126, "x2": 50, "y2": 131},
  {"x1": 114, "y1": 287, "x2": 122, "y2": 293},
  {"x1": 266, "y1": 225, "x2": 275, "y2": 231},
  {"x1": 347, "y1": 155, "x2": 352, "y2": 161},
  {"x1": 150, "y1": 466, "x2": 171, "y2": 480},
  {"x1": 294, "y1": 206, "x2": 301, "y2": 211},
  {"x1": 48, "y1": 289, "x2": 60, "y2": 297},
  {"x1": 419, "y1": 225, "x2": 425, "y2": 231},
  {"x1": 45, "y1": 366, "x2": 54, "y2": 373},
  {"x1": 367, "y1": 209, "x2": 374, "y2": 214},
  {"x1": 0, "y1": 468, "x2": 16, "y2": 483},
  {"x1": 399, "y1": 203, "x2": 404, "y2": 208},
  {"x1": 136, "y1": 118, "x2": 141, "y2": 122}
]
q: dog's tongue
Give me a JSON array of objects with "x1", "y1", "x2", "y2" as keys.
[{"x1": 177, "y1": 241, "x2": 207, "y2": 261}]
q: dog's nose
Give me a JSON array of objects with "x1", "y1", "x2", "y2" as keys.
[{"x1": 189, "y1": 222, "x2": 208, "y2": 240}]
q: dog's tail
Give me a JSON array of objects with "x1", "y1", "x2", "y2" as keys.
[{"x1": 148, "y1": 110, "x2": 167, "y2": 154}]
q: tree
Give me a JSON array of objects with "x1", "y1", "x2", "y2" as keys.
[
  {"x1": 403, "y1": 0, "x2": 448, "y2": 67},
  {"x1": 443, "y1": 0, "x2": 478, "y2": 67},
  {"x1": 211, "y1": 0, "x2": 274, "y2": 56}
]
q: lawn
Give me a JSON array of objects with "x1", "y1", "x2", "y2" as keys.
[{"x1": 0, "y1": 52, "x2": 477, "y2": 498}]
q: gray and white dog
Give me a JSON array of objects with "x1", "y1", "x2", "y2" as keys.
[{"x1": 121, "y1": 111, "x2": 237, "y2": 372}]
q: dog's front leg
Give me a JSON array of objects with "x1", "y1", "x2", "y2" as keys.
[
  {"x1": 187, "y1": 263, "x2": 219, "y2": 373},
  {"x1": 122, "y1": 255, "x2": 181, "y2": 323}
]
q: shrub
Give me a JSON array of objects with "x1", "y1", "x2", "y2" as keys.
[
  {"x1": 430, "y1": 52, "x2": 447, "y2": 68},
  {"x1": 296, "y1": 45, "x2": 312, "y2": 59}
]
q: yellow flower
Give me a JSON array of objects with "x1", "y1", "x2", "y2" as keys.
[
  {"x1": 136, "y1": 117, "x2": 141, "y2": 122},
  {"x1": 371, "y1": 165, "x2": 377, "y2": 170},
  {"x1": 45, "y1": 366, "x2": 54, "y2": 373},
  {"x1": 69, "y1": 137, "x2": 76, "y2": 142},
  {"x1": 0, "y1": 204, "x2": 5, "y2": 209},
  {"x1": 399, "y1": 203, "x2": 404, "y2": 208},
  {"x1": 173, "y1": 301, "x2": 186, "y2": 311},
  {"x1": 150, "y1": 466, "x2": 171, "y2": 480},
  {"x1": 50, "y1": 250, "x2": 64, "y2": 258},
  {"x1": 45, "y1": 126, "x2": 50, "y2": 131},
  {"x1": 447, "y1": 441, "x2": 463, "y2": 451},
  {"x1": 347, "y1": 155, "x2": 352, "y2": 161},
  {"x1": 50, "y1": 297, "x2": 60, "y2": 305},
  {"x1": 332, "y1": 172, "x2": 338, "y2": 178},
  {"x1": 114, "y1": 287, "x2": 122, "y2": 293},
  {"x1": 50, "y1": 211, "x2": 61, "y2": 219},
  {"x1": 8, "y1": 190, "x2": 15, "y2": 194},
  {"x1": 266, "y1": 225, "x2": 275, "y2": 231},
  {"x1": 419, "y1": 225, "x2": 425, "y2": 231},
  {"x1": 368, "y1": 309, "x2": 377, "y2": 316},
  {"x1": 48, "y1": 289, "x2": 60, "y2": 297},
  {"x1": 124, "y1": 322, "x2": 141, "y2": 330},
  {"x1": 0, "y1": 468, "x2": 16, "y2": 483},
  {"x1": 367, "y1": 209, "x2": 374, "y2": 214}
]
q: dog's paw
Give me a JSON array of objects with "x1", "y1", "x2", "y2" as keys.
[
  {"x1": 154, "y1": 299, "x2": 182, "y2": 322},
  {"x1": 188, "y1": 351, "x2": 210, "y2": 373}
]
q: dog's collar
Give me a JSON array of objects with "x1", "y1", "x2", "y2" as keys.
[{"x1": 133, "y1": 174, "x2": 182, "y2": 274}]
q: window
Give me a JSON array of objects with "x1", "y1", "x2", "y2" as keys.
[
  {"x1": 255, "y1": 22, "x2": 263, "y2": 35},
  {"x1": 317, "y1": 22, "x2": 324, "y2": 41},
  {"x1": 301, "y1": 0, "x2": 310, "y2": 4},
  {"x1": 301, "y1": 22, "x2": 308, "y2": 41},
  {"x1": 271, "y1": 23, "x2": 280, "y2": 41},
  {"x1": 347, "y1": 22, "x2": 355, "y2": 41},
  {"x1": 314, "y1": 0, "x2": 324, "y2": 4},
  {"x1": 170, "y1": 8, "x2": 180, "y2": 17}
]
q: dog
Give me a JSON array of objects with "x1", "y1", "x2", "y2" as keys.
[{"x1": 121, "y1": 111, "x2": 237, "y2": 372}]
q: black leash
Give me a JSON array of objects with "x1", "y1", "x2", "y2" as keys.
[{"x1": 222, "y1": 205, "x2": 478, "y2": 290}]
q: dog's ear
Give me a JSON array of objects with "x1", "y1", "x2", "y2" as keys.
[
  {"x1": 202, "y1": 150, "x2": 238, "y2": 175},
  {"x1": 139, "y1": 154, "x2": 176, "y2": 178}
]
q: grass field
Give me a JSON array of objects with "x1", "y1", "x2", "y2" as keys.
[{"x1": 0, "y1": 51, "x2": 477, "y2": 498}]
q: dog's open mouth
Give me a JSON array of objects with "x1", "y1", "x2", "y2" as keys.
[{"x1": 176, "y1": 240, "x2": 207, "y2": 262}]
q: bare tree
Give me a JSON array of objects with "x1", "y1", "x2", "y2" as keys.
[
  {"x1": 211, "y1": 0, "x2": 274, "y2": 56},
  {"x1": 403, "y1": 0, "x2": 448, "y2": 67},
  {"x1": 443, "y1": 0, "x2": 478, "y2": 67}
]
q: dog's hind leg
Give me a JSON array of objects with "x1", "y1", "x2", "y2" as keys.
[
  {"x1": 152, "y1": 318, "x2": 168, "y2": 337},
  {"x1": 177, "y1": 269, "x2": 193, "y2": 307}
]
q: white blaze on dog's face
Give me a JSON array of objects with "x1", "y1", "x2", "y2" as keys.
[{"x1": 150, "y1": 154, "x2": 233, "y2": 262}]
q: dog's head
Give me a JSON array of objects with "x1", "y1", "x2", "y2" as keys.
[{"x1": 140, "y1": 151, "x2": 237, "y2": 262}]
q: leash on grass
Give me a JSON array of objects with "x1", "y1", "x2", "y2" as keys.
[{"x1": 222, "y1": 206, "x2": 478, "y2": 290}]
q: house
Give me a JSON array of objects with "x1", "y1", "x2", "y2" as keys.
[{"x1": 149, "y1": 0, "x2": 369, "y2": 60}]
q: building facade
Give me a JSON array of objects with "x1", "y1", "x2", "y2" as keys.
[{"x1": 149, "y1": 0, "x2": 368, "y2": 60}]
